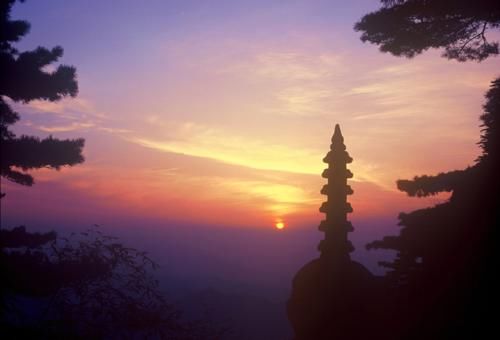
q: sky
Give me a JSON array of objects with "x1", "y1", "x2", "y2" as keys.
[{"x1": 2, "y1": 0, "x2": 499, "y2": 287}]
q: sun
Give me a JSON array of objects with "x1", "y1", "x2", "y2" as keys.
[{"x1": 275, "y1": 222, "x2": 285, "y2": 230}]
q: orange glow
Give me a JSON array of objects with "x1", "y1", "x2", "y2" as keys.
[{"x1": 9, "y1": 156, "x2": 450, "y2": 230}]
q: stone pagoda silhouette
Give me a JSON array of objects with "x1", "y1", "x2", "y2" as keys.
[
  {"x1": 318, "y1": 124, "x2": 355, "y2": 264},
  {"x1": 287, "y1": 124, "x2": 380, "y2": 340}
]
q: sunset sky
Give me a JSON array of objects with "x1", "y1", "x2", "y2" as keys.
[{"x1": 2, "y1": 1, "x2": 499, "y2": 281}]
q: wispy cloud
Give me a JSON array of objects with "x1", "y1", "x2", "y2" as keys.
[
  {"x1": 97, "y1": 126, "x2": 133, "y2": 134},
  {"x1": 24, "y1": 97, "x2": 108, "y2": 119},
  {"x1": 38, "y1": 122, "x2": 95, "y2": 132},
  {"x1": 8, "y1": 96, "x2": 133, "y2": 137},
  {"x1": 128, "y1": 134, "x2": 320, "y2": 175},
  {"x1": 124, "y1": 117, "x2": 392, "y2": 194},
  {"x1": 251, "y1": 51, "x2": 342, "y2": 81},
  {"x1": 127, "y1": 118, "x2": 322, "y2": 175},
  {"x1": 274, "y1": 86, "x2": 333, "y2": 115}
]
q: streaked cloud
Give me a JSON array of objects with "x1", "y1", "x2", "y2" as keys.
[
  {"x1": 251, "y1": 51, "x2": 342, "y2": 81},
  {"x1": 23, "y1": 97, "x2": 108, "y2": 119},
  {"x1": 274, "y1": 86, "x2": 333, "y2": 115},
  {"x1": 127, "y1": 132, "x2": 321, "y2": 175},
  {"x1": 38, "y1": 122, "x2": 95, "y2": 132}
]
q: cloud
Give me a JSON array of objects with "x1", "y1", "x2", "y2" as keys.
[
  {"x1": 220, "y1": 50, "x2": 345, "y2": 84},
  {"x1": 127, "y1": 134, "x2": 320, "y2": 175},
  {"x1": 23, "y1": 97, "x2": 108, "y2": 119},
  {"x1": 8, "y1": 96, "x2": 133, "y2": 137},
  {"x1": 251, "y1": 52, "x2": 341, "y2": 81},
  {"x1": 127, "y1": 119, "x2": 322, "y2": 176},
  {"x1": 274, "y1": 86, "x2": 333, "y2": 115},
  {"x1": 97, "y1": 127, "x2": 133, "y2": 134},
  {"x1": 215, "y1": 50, "x2": 349, "y2": 117},
  {"x1": 372, "y1": 64, "x2": 423, "y2": 76},
  {"x1": 124, "y1": 118, "x2": 392, "y2": 195},
  {"x1": 38, "y1": 122, "x2": 95, "y2": 132}
]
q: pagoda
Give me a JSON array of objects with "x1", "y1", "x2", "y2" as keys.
[
  {"x1": 318, "y1": 124, "x2": 355, "y2": 264},
  {"x1": 287, "y1": 124, "x2": 379, "y2": 340}
]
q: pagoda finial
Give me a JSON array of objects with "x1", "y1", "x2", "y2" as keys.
[{"x1": 332, "y1": 124, "x2": 343, "y2": 144}]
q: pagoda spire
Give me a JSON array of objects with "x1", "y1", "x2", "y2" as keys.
[{"x1": 318, "y1": 124, "x2": 354, "y2": 262}]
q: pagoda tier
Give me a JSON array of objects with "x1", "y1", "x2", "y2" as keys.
[
  {"x1": 320, "y1": 184, "x2": 353, "y2": 196},
  {"x1": 318, "y1": 220, "x2": 354, "y2": 232},
  {"x1": 317, "y1": 124, "x2": 355, "y2": 260}
]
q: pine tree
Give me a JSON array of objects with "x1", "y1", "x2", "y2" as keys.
[
  {"x1": 367, "y1": 76, "x2": 500, "y2": 339},
  {"x1": 0, "y1": 0, "x2": 84, "y2": 197},
  {"x1": 356, "y1": 2, "x2": 500, "y2": 337},
  {"x1": 354, "y1": 0, "x2": 500, "y2": 62}
]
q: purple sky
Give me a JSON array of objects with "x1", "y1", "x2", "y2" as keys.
[{"x1": 3, "y1": 0, "x2": 499, "y2": 295}]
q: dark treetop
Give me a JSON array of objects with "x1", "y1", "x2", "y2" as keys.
[
  {"x1": 0, "y1": 0, "x2": 84, "y2": 195},
  {"x1": 355, "y1": 0, "x2": 500, "y2": 62}
]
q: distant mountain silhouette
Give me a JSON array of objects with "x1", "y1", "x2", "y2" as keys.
[{"x1": 180, "y1": 287, "x2": 291, "y2": 340}]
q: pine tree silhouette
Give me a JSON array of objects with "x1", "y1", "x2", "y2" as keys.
[
  {"x1": 354, "y1": 0, "x2": 500, "y2": 62},
  {"x1": 0, "y1": 0, "x2": 84, "y2": 197},
  {"x1": 366, "y1": 78, "x2": 500, "y2": 338},
  {"x1": 355, "y1": 2, "x2": 500, "y2": 337}
]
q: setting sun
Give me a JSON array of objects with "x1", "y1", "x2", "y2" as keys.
[{"x1": 275, "y1": 222, "x2": 285, "y2": 230}]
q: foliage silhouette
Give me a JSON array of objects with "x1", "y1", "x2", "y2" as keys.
[
  {"x1": 1, "y1": 226, "x2": 228, "y2": 339},
  {"x1": 353, "y1": 2, "x2": 500, "y2": 337},
  {"x1": 366, "y1": 77, "x2": 500, "y2": 339},
  {"x1": 374, "y1": 78, "x2": 500, "y2": 274},
  {"x1": 0, "y1": 0, "x2": 84, "y2": 195},
  {"x1": 354, "y1": 0, "x2": 500, "y2": 61}
]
